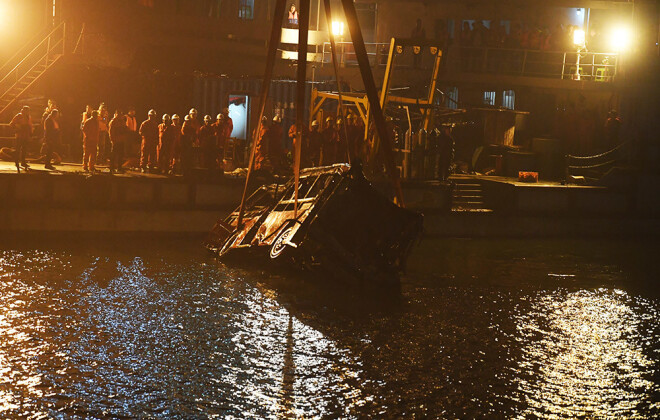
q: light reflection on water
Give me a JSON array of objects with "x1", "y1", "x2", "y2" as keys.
[{"x1": 0, "y1": 237, "x2": 657, "y2": 418}]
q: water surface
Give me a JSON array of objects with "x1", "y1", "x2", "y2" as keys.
[{"x1": 0, "y1": 236, "x2": 658, "y2": 418}]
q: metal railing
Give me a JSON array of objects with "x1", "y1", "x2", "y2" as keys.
[
  {"x1": 0, "y1": 21, "x2": 66, "y2": 114},
  {"x1": 455, "y1": 46, "x2": 618, "y2": 81},
  {"x1": 321, "y1": 42, "x2": 619, "y2": 82},
  {"x1": 321, "y1": 41, "x2": 389, "y2": 66}
]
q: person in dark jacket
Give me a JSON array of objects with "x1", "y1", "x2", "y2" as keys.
[
  {"x1": 82, "y1": 110, "x2": 100, "y2": 172},
  {"x1": 9, "y1": 105, "x2": 33, "y2": 172},
  {"x1": 139, "y1": 109, "x2": 159, "y2": 172},
  {"x1": 158, "y1": 114, "x2": 176, "y2": 174},
  {"x1": 43, "y1": 109, "x2": 61, "y2": 170},
  {"x1": 109, "y1": 112, "x2": 128, "y2": 174}
]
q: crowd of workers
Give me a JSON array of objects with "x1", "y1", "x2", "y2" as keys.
[
  {"x1": 252, "y1": 113, "x2": 367, "y2": 176},
  {"x1": 446, "y1": 21, "x2": 588, "y2": 52},
  {"x1": 78, "y1": 105, "x2": 233, "y2": 175}
]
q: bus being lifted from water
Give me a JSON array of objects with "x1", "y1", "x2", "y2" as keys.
[{"x1": 205, "y1": 164, "x2": 423, "y2": 284}]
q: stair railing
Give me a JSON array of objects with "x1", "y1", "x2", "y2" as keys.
[
  {"x1": 0, "y1": 22, "x2": 66, "y2": 97},
  {"x1": 0, "y1": 27, "x2": 52, "y2": 78}
]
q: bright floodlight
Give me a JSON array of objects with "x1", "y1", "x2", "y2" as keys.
[
  {"x1": 331, "y1": 21, "x2": 344, "y2": 37},
  {"x1": 573, "y1": 29, "x2": 585, "y2": 46},
  {"x1": 610, "y1": 27, "x2": 632, "y2": 52}
]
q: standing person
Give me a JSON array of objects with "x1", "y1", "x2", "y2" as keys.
[
  {"x1": 43, "y1": 109, "x2": 61, "y2": 170},
  {"x1": 346, "y1": 113, "x2": 363, "y2": 162},
  {"x1": 335, "y1": 118, "x2": 348, "y2": 163},
  {"x1": 170, "y1": 114, "x2": 182, "y2": 174},
  {"x1": 411, "y1": 18, "x2": 426, "y2": 68},
  {"x1": 320, "y1": 116, "x2": 337, "y2": 165},
  {"x1": 109, "y1": 111, "x2": 128, "y2": 174},
  {"x1": 82, "y1": 110, "x2": 101, "y2": 172},
  {"x1": 198, "y1": 115, "x2": 217, "y2": 170},
  {"x1": 214, "y1": 109, "x2": 233, "y2": 169},
  {"x1": 306, "y1": 119, "x2": 322, "y2": 167},
  {"x1": 253, "y1": 116, "x2": 271, "y2": 173},
  {"x1": 180, "y1": 112, "x2": 198, "y2": 176},
  {"x1": 98, "y1": 103, "x2": 110, "y2": 163},
  {"x1": 158, "y1": 114, "x2": 176, "y2": 174},
  {"x1": 10, "y1": 106, "x2": 33, "y2": 172},
  {"x1": 139, "y1": 109, "x2": 159, "y2": 173},
  {"x1": 268, "y1": 115, "x2": 285, "y2": 172},
  {"x1": 125, "y1": 106, "x2": 139, "y2": 165},
  {"x1": 288, "y1": 3, "x2": 298, "y2": 28}
]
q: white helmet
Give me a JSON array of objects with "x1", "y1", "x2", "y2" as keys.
[
  {"x1": 272, "y1": 115, "x2": 281, "y2": 123},
  {"x1": 162, "y1": 114, "x2": 171, "y2": 122},
  {"x1": 172, "y1": 114, "x2": 180, "y2": 121},
  {"x1": 311, "y1": 120, "x2": 319, "y2": 127},
  {"x1": 148, "y1": 109, "x2": 157, "y2": 117},
  {"x1": 204, "y1": 115, "x2": 212, "y2": 123},
  {"x1": 189, "y1": 108, "x2": 198, "y2": 115},
  {"x1": 216, "y1": 113, "x2": 223, "y2": 120}
]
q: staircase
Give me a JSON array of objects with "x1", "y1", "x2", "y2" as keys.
[
  {"x1": 0, "y1": 22, "x2": 66, "y2": 119},
  {"x1": 451, "y1": 176, "x2": 492, "y2": 212}
]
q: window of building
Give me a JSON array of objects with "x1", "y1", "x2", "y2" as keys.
[
  {"x1": 483, "y1": 91, "x2": 495, "y2": 106},
  {"x1": 239, "y1": 0, "x2": 254, "y2": 20},
  {"x1": 502, "y1": 90, "x2": 515, "y2": 109}
]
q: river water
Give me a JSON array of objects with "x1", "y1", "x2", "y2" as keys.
[{"x1": 0, "y1": 236, "x2": 658, "y2": 418}]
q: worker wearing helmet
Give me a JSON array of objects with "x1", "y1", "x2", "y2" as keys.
[
  {"x1": 220, "y1": 108, "x2": 233, "y2": 161},
  {"x1": 253, "y1": 116, "x2": 271, "y2": 172},
  {"x1": 320, "y1": 116, "x2": 337, "y2": 165},
  {"x1": 180, "y1": 111, "x2": 199, "y2": 176},
  {"x1": 170, "y1": 114, "x2": 182, "y2": 174},
  {"x1": 108, "y1": 111, "x2": 128, "y2": 174},
  {"x1": 335, "y1": 118, "x2": 349, "y2": 163},
  {"x1": 138, "y1": 109, "x2": 159, "y2": 172},
  {"x1": 304, "y1": 119, "x2": 322, "y2": 168},
  {"x1": 158, "y1": 114, "x2": 176, "y2": 174},
  {"x1": 197, "y1": 115, "x2": 216, "y2": 170},
  {"x1": 268, "y1": 115, "x2": 285, "y2": 172}
]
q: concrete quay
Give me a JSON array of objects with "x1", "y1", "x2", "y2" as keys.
[
  {"x1": 1, "y1": 162, "x2": 658, "y2": 237},
  {"x1": 0, "y1": 161, "x2": 245, "y2": 233}
]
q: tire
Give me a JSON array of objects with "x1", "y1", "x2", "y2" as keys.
[{"x1": 270, "y1": 224, "x2": 295, "y2": 260}]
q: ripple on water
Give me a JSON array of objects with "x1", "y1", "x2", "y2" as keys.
[{"x1": 0, "y1": 239, "x2": 657, "y2": 418}]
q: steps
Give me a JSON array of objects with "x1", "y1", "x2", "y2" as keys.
[
  {"x1": 451, "y1": 177, "x2": 492, "y2": 212},
  {"x1": 0, "y1": 22, "x2": 65, "y2": 119}
]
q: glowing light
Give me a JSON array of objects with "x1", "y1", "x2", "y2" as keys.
[
  {"x1": 610, "y1": 26, "x2": 632, "y2": 52},
  {"x1": 331, "y1": 21, "x2": 344, "y2": 37},
  {"x1": 573, "y1": 29, "x2": 585, "y2": 47},
  {"x1": 0, "y1": 1, "x2": 8, "y2": 31}
]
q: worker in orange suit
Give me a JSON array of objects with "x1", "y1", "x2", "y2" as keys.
[
  {"x1": 253, "y1": 116, "x2": 271, "y2": 172},
  {"x1": 82, "y1": 110, "x2": 100, "y2": 172},
  {"x1": 170, "y1": 114, "x2": 182, "y2": 174},
  {"x1": 214, "y1": 108, "x2": 233, "y2": 168},
  {"x1": 139, "y1": 109, "x2": 159, "y2": 173},
  {"x1": 158, "y1": 114, "x2": 176, "y2": 174}
]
